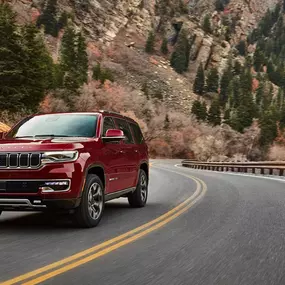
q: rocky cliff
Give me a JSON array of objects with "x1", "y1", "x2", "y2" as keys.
[{"x1": 6, "y1": 0, "x2": 280, "y2": 112}]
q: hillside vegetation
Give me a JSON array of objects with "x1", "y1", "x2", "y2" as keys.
[{"x1": 1, "y1": 0, "x2": 285, "y2": 161}]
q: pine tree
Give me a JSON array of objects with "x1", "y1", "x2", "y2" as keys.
[
  {"x1": 60, "y1": 26, "x2": 78, "y2": 90},
  {"x1": 161, "y1": 38, "x2": 169, "y2": 55},
  {"x1": 259, "y1": 106, "x2": 279, "y2": 147},
  {"x1": 255, "y1": 80, "x2": 265, "y2": 113},
  {"x1": 202, "y1": 14, "x2": 212, "y2": 34},
  {"x1": 170, "y1": 30, "x2": 190, "y2": 74},
  {"x1": 0, "y1": 4, "x2": 54, "y2": 111},
  {"x1": 215, "y1": 0, "x2": 224, "y2": 12},
  {"x1": 21, "y1": 24, "x2": 54, "y2": 110},
  {"x1": 206, "y1": 67, "x2": 219, "y2": 93},
  {"x1": 36, "y1": 0, "x2": 58, "y2": 37},
  {"x1": 233, "y1": 60, "x2": 242, "y2": 75},
  {"x1": 191, "y1": 100, "x2": 207, "y2": 121},
  {"x1": 208, "y1": 99, "x2": 221, "y2": 126},
  {"x1": 57, "y1": 11, "x2": 68, "y2": 30},
  {"x1": 191, "y1": 100, "x2": 202, "y2": 120},
  {"x1": 201, "y1": 101, "x2": 208, "y2": 121},
  {"x1": 193, "y1": 63, "x2": 205, "y2": 95},
  {"x1": 92, "y1": 63, "x2": 101, "y2": 81},
  {"x1": 240, "y1": 69, "x2": 253, "y2": 95},
  {"x1": 253, "y1": 48, "x2": 265, "y2": 72},
  {"x1": 219, "y1": 69, "x2": 231, "y2": 105},
  {"x1": 75, "y1": 32, "x2": 88, "y2": 85},
  {"x1": 236, "y1": 40, "x2": 247, "y2": 56},
  {"x1": 0, "y1": 3, "x2": 26, "y2": 111},
  {"x1": 145, "y1": 31, "x2": 155, "y2": 53}
]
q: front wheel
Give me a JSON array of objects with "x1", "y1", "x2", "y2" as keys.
[
  {"x1": 73, "y1": 174, "x2": 105, "y2": 228},
  {"x1": 128, "y1": 169, "x2": 148, "y2": 208}
]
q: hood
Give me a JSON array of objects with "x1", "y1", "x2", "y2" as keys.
[{"x1": 0, "y1": 137, "x2": 97, "y2": 152}]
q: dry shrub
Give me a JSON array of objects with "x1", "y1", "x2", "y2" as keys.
[
  {"x1": 111, "y1": 44, "x2": 149, "y2": 74},
  {"x1": 0, "y1": 110, "x2": 29, "y2": 127},
  {"x1": 148, "y1": 138, "x2": 172, "y2": 158},
  {"x1": 40, "y1": 94, "x2": 70, "y2": 113},
  {"x1": 268, "y1": 144, "x2": 285, "y2": 161}
]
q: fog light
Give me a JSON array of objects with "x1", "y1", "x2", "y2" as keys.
[{"x1": 40, "y1": 180, "x2": 70, "y2": 193}]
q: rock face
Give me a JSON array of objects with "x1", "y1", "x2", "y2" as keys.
[{"x1": 61, "y1": 0, "x2": 154, "y2": 43}]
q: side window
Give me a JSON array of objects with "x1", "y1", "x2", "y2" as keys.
[
  {"x1": 130, "y1": 123, "x2": 144, "y2": 144},
  {"x1": 102, "y1": 117, "x2": 115, "y2": 136},
  {"x1": 114, "y1": 119, "x2": 134, "y2": 144}
]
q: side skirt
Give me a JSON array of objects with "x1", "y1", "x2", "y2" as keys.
[{"x1": 105, "y1": 187, "x2": 136, "y2": 202}]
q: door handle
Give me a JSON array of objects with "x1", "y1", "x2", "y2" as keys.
[{"x1": 119, "y1": 150, "x2": 126, "y2": 154}]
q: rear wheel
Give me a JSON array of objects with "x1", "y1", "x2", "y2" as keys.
[
  {"x1": 128, "y1": 169, "x2": 148, "y2": 208},
  {"x1": 73, "y1": 174, "x2": 105, "y2": 228}
]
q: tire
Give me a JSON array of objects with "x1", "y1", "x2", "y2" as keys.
[
  {"x1": 128, "y1": 169, "x2": 148, "y2": 208},
  {"x1": 73, "y1": 174, "x2": 105, "y2": 228}
]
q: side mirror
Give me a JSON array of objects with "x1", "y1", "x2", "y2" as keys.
[
  {"x1": 102, "y1": 129, "x2": 125, "y2": 142},
  {"x1": 0, "y1": 132, "x2": 6, "y2": 139}
]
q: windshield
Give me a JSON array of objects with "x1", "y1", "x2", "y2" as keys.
[{"x1": 7, "y1": 114, "x2": 98, "y2": 139}]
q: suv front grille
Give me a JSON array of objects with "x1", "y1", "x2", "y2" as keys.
[{"x1": 0, "y1": 153, "x2": 41, "y2": 169}]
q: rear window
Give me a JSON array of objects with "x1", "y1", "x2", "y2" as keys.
[{"x1": 130, "y1": 123, "x2": 144, "y2": 144}]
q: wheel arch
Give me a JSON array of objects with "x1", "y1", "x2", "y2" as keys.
[
  {"x1": 86, "y1": 164, "x2": 106, "y2": 189},
  {"x1": 139, "y1": 161, "x2": 149, "y2": 184}
]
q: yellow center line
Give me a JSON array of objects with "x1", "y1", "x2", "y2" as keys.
[{"x1": 1, "y1": 168, "x2": 207, "y2": 285}]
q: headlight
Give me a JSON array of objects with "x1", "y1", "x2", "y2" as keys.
[{"x1": 41, "y1": 151, "x2": 79, "y2": 164}]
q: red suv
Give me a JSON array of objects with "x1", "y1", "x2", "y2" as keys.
[{"x1": 0, "y1": 111, "x2": 149, "y2": 227}]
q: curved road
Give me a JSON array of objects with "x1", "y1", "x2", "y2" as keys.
[{"x1": 1, "y1": 160, "x2": 285, "y2": 284}]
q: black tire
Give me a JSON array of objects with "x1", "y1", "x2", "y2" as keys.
[
  {"x1": 128, "y1": 169, "x2": 148, "y2": 208},
  {"x1": 73, "y1": 174, "x2": 105, "y2": 228}
]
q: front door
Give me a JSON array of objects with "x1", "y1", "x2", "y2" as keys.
[{"x1": 101, "y1": 117, "x2": 124, "y2": 194}]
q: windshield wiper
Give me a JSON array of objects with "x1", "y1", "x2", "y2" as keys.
[
  {"x1": 14, "y1": 136, "x2": 34, "y2": 138},
  {"x1": 34, "y1": 135, "x2": 71, "y2": 138}
]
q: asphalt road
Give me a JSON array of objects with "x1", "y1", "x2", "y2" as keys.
[{"x1": 1, "y1": 160, "x2": 285, "y2": 284}]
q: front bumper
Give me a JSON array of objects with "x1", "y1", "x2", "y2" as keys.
[
  {"x1": 0, "y1": 158, "x2": 86, "y2": 201},
  {"x1": 0, "y1": 197, "x2": 81, "y2": 211}
]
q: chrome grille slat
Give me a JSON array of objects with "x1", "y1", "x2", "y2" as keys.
[{"x1": 0, "y1": 153, "x2": 41, "y2": 169}]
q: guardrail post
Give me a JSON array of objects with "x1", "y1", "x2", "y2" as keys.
[
  {"x1": 280, "y1": 169, "x2": 284, "y2": 176},
  {"x1": 260, "y1": 168, "x2": 264, "y2": 175},
  {"x1": 269, "y1": 169, "x2": 273, "y2": 175},
  {"x1": 252, "y1": 168, "x2": 255, "y2": 174}
]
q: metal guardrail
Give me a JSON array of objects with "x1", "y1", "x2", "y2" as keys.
[{"x1": 181, "y1": 160, "x2": 285, "y2": 176}]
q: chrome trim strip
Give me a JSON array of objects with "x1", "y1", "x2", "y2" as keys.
[
  {"x1": 0, "y1": 199, "x2": 46, "y2": 208},
  {"x1": 105, "y1": 187, "x2": 136, "y2": 202},
  {"x1": 0, "y1": 179, "x2": 71, "y2": 193},
  {"x1": 109, "y1": 177, "x2": 119, "y2": 181}
]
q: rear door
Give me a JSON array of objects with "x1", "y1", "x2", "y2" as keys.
[
  {"x1": 130, "y1": 122, "x2": 146, "y2": 164},
  {"x1": 101, "y1": 116, "x2": 124, "y2": 193},
  {"x1": 113, "y1": 118, "x2": 137, "y2": 189}
]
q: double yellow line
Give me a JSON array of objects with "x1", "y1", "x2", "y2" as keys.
[{"x1": 1, "y1": 168, "x2": 207, "y2": 285}]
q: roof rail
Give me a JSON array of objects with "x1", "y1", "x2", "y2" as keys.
[
  {"x1": 99, "y1": 110, "x2": 123, "y2": 116},
  {"x1": 99, "y1": 110, "x2": 137, "y2": 123}
]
